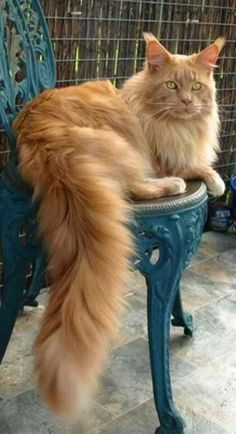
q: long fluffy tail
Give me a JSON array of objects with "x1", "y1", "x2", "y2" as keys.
[{"x1": 15, "y1": 120, "x2": 133, "y2": 415}]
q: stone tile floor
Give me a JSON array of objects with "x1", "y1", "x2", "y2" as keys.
[{"x1": 0, "y1": 231, "x2": 236, "y2": 434}]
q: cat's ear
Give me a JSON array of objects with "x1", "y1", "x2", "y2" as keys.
[
  {"x1": 196, "y1": 37, "x2": 225, "y2": 69},
  {"x1": 143, "y1": 33, "x2": 171, "y2": 72}
]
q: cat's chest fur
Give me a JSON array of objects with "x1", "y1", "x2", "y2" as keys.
[{"x1": 141, "y1": 114, "x2": 218, "y2": 175}]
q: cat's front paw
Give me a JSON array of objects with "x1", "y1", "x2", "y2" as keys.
[
  {"x1": 167, "y1": 177, "x2": 186, "y2": 195},
  {"x1": 207, "y1": 174, "x2": 225, "y2": 197}
]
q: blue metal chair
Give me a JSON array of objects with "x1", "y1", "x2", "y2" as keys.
[{"x1": 0, "y1": 1, "x2": 207, "y2": 433}]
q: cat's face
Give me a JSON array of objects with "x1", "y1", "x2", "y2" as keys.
[{"x1": 142, "y1": 34, "x2": 225, "y2": 120}]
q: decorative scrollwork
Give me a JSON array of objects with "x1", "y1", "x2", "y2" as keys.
[
  {"x1": 0, "y1": 176, "x2": 46, "y2": 309},
  {"x1": 0, "y1": 0, "x2": 56, "y2": 146},
  {"x1": 182, "y1": 206, "x2": 208, "y2": 269},
  {"x1": 0, "y1": 181, "x2": 41, "y2": 277},
  {"x1": 132, "y1": 200, "x2": 207, "y2": 303}
]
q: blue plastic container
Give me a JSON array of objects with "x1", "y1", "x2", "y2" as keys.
[
  {"x1": 208, "y1": 181, "x2": 233, "y2": 232},
  {"x1": 230, "y1": 176, "x2": 236, "y2": 219}
]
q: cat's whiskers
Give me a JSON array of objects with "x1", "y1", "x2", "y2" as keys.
[
  {"x1": 151, "y1": 104, "x2": 177, "y2": 113},
  {"x1": 151, "y1": 107, "x2": 177, "y2": 115},
  {"x1": 153, "y1": 111, "x2": 173, "y2": 121},
  {"x1": 154, "y1": 109, "x2": 175, "y2": 123},
  {"x1": 149, "y1": 103, "x2": 178, "y2": 111},
  {"x1": 151, "y1": 107, "x2": 173, "y2": 117},
  {"x1": 149, "y1": 102, "x2": 177, "y2": 105}
]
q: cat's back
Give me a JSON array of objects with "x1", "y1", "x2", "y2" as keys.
[
  {"x1": 54, "y1": 80, "x2": 124, "y2": 123},
  {"x1": 14, "y1": 79, "x2": 149, "y2": 156},
  {"x1": 56, "y1": 80, "x2": 119, "y2": 106},
  {"x1": 14, "y1": 80, "x2": 132, "y2": 132}
]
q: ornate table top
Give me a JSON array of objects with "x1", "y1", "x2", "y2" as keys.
[{"x1": 132, "y1": 181, "x2": 207, "y2": 215}]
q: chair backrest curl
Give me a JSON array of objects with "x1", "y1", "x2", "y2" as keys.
[{"x1": 0, "y1": 0, "x2": 56, "y2": 158}]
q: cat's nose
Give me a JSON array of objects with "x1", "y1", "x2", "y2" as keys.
[{"x1": 181, "y1": 96, "x2": 192, "y2": 105}]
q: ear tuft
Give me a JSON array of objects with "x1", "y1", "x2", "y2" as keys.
[
  {"x1": 214, "y1": 36, "x2": 226, "y2": 51},
  {"x1": 143, "y1": 32, "x2": 157, "y2": 44}
]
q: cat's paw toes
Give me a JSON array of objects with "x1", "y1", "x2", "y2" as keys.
[
  {"x1": 168, "y1": 177, "x2": 186, "y2": 195},
  {"x1": 207, "y1": 176, "x2": 225, "y2": 197}
]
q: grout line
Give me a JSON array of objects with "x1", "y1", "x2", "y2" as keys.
[
  {"x1": 188, "y1": 254, "x2": 217, "y2": 268},
  {"x1": 90, "y1": 397, "x2": 155, "y2": 433},
  {"x1": 0, "y1": 384, "x2": 36, "y2": 402},
  {"x1": 123, "y1": 292, "x2": 146, "y2": 304},
  {"x1": 179, "y1": 292, "x2": 234, "y2": 317},
  {"x1": 171, "y1": 363, "x2": 202, "y2": 386},
  {"x1": 188, "y1": 249, "x2": 228, "y2": 268},
  {"x1": 113, "y1": 335, "x2": 148, "y2": 351},
  {"x1": 131, "y1": 294, "x2": 147, "y2": 306},
  {"x1": 193, "y1": 237, "x2": 236, "y2": 258},
  {"x1": 193, "y1": 293, "x2": 233, "y2": 313},
  {"x1": 190, "y1": 245, "x2": 236, "y2": 268},
  {"x1": 91, "y1": 399, "x2": 118, "y2": 418},
  {"x1": 171, "y1": 345, "x2": 236, "y2": 388},
  {"x1": 196, "y1": 344, "x2": 236, "y2": 367}
]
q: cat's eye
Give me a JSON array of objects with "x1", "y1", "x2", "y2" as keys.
[
  {"x1": 165, "y1": 81, "x2": 178, "y2": 90},
  {"x1": 192, "y1": 82, "x2": 202, "y2": 91}
]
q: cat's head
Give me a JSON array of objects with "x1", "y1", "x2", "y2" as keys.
[{"x1": 141, "y1": 33, "x2": 225, "y2": 120}]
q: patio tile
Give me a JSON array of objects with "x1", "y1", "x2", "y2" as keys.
[
  {"x1": 95, "y1": 338, "x2": 153, "y2": 416},
  {"x1": 0, "y1": 388, "x2": 114, "y2": 434},
  {"x1": 94, "y1": 399, "x2": 158, "y2": 434},
  {"x1": 115, "y1": 296, "x2": 147, "y2": 347},
  {"x1": 179, "y1": 269, "x2": 233, "y2": 312},
  {"x1": 0, "y1": 307, "x2": 44, "y2": 398},
  {"x1": 189, "y1": 249, "x2": 211, "y2": 266},
  {"x1": 173, "y1": 348, "x2": 236, "y2": 433},
  {"x1": 191, "y1": 248, "x2": 236, "y2": 285},
  {"x1": 196, "y1": 231, "x2": 236, "y2": 257},
  {"x1": 126, "y1": 270, "x2": 146, "y2": 305},
  {"x1": 95, "y1": 337, "x2": 196, "y2": 417},
  {"x1": 170, "y1": 292, "x2": 236, "y2": 367},
  {"x1": 94, "y1": 398, "x2": 231, "y2": 434}
]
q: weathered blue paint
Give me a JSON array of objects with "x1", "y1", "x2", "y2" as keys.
[
  {"x1": 0, "y1": 0, "x2": 55, "y2": 361},
  {"x1": 0, "y1": 2, "x2": 208, "y2": 433}
]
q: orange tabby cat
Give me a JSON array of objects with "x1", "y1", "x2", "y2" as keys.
[
  {"x1": 122, "y1": 33, "x2": 225, "y2": 196},
  {"x1": 13, "y1": 34, "x2": 225, "y2": 416}
]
